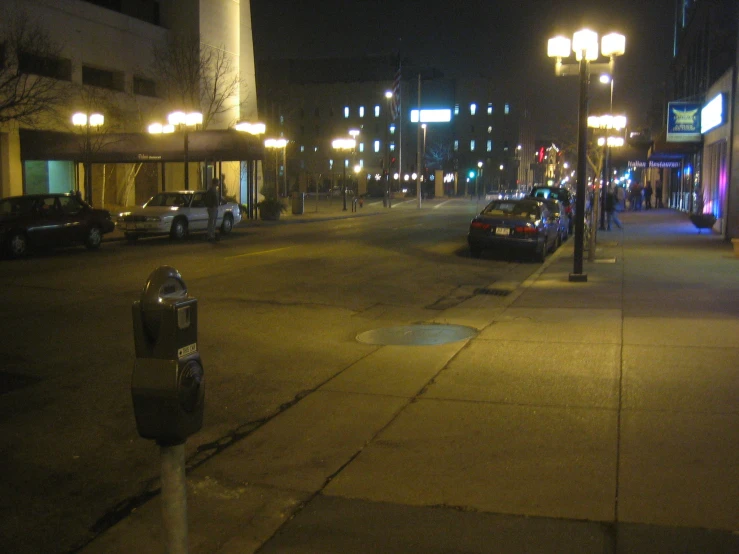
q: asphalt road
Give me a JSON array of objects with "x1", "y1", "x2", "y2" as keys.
[{"x1": 0, "y1": 200, "x2": 546, "y2": 554}]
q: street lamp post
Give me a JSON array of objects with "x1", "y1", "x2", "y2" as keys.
[
  {"x1": 332, "y1": 138, "x2": 356, "y2": 211},
  {"x1": 384, "y1": 90, "x2": 393, "y2": 207},
  {"x1": 234, "y1": 122, "x2": 266, "y2": 219},
  {"x1": 548, "y1": 29, "x2": 625, "y2": 282},
  {"x1": 264, "y1": 138, "x2": 288, "y2": 198},
  {"x1": 598, "y1": 74, "x2": 615, "y2": 230},
  {"x1": 72, "y1": 112, "x2": 104, "y2": 204},
  {"x1": 148, "y1": 111, "x2": 203, "y2": 190},
  {"x1": 477, "y1": 161, "x2": 483, "y2": 198}
]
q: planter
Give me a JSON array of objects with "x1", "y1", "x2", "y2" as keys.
[
  {"x1": 732, "y1": 238, "x2": 739, "y2": 259},
  {"x1": 256, "y1": 199, "x2": 286, "y2": 221},
  {"x1": 259, "y1": 209, "x2": 281, "y2": 221},
  {"x1": 689, "y1": 213, "x2": 716, "y2": 233}
]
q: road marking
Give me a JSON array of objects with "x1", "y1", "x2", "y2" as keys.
[
  {"x1": 433, "y1": 200, "x2": 454, "y2": 209},
  {"x1": 226, "y1": 247, "x2": 292, "y2": 259},
  {"x1": 390, "y1": 200, "x2": 413, "y2": 208}
]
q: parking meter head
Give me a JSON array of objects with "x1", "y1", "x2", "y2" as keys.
[{"x1": 131, "y1": 266, "x2": 204, "y2": 445}]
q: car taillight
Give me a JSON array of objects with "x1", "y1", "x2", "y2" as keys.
[
  {"x1": 514, "y1": 225, "x2": 538, "y2": 235},
  {"x1": 470, "y1": 221, "x2": 491, "y2": 231},
  {"x1": 565, "y1": 205, "x2": 573, "y2": 214}
]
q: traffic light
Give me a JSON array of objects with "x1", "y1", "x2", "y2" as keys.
[{"x1": 469, "y1": 170, "x2": 476, "y2": 179}]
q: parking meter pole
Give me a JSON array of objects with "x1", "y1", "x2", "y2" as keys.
[{"x1": 160, "y1": 443, "x2": 188, "y2": 554}]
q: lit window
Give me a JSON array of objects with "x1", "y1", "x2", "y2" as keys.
[
  {"x1": 505, "y1": 103, "x2": 510, "y2": 114},
  {"x1": 487, "y1": 103, "x2": 493, "y2": 115},
  {"x1": 470, "y1": 140, "x2": 476, "y2": 151},
  {"x1": 344, "y1": 107, "x2": 349, "y2": 118},
  {"x1": 314, "y1": 146, "x2": 319, "y2": 152},
  {"x1": 374, "y1": 105, "x2": 380, "y2": 117},
  {"x1": 454, "y1": 104, "x2": 459, "y2": 115},
  {"x1": 470, "y1": 103, "x2": 477, "y2": 115},
  {"x1": 486, "y1": 140, "x2": 492, "y2": 152},
  {"x1": 280, "y1": 115, "x2": 284, "y2": 125},
  {"x1": 359, "y1": 142, "x2": 364, "y2": 153},
  {"x1": 390, "y1": 143, "x2": 396, "y2": 152},
  {"x1": 487, "y1": 126, "x2": 493, "y2": 134},
  {"x1": 374, "y1": 140, "x2": 380, "y2": 152},
  {"x1": 454, "y1": 140, "x2": 459, "y2": 152},
  {"x1": 390, "y1": 124, "x2": 396, "y2": 135},
  {"x1": 359, "y1": 106, "x2": 365, "y2": 118},
  {"x1": 359, "y1": 159, "x2": 364, "y2": 168},
  {"x1": 300, "y1": 145, "x2": 305, "y2": 152},
  {"x1": 329, "y1": 159, "x2": 334, "y2": 169}
]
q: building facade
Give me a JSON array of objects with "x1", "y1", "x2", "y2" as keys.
[
  {"x1": 0, "y1": 0, "x2": 259, "y2": 208},
  {"x1": 255, "y1": 58, "x2": 530, "y2": 198}
]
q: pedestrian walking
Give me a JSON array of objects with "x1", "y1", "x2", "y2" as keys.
[
  {"x1": 206, "y1": 178, "x2": 220, "y2": 241},
  {"x1": 644, "y1": 182, "x2": 653, "y2": 210},
  {"x1": 655, "y1": 179, "x2": 664, "y2": 208},
  {"x1": 605, "y1": 186, "x2": 622, "y2": 230}
]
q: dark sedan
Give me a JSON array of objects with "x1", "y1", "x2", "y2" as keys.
[
  {"x1": 467, "y1": 198, "x2": 558, "y2": 261},
  {"x1": 0, "y1": 193, "x2": 115, "y2": 258}
]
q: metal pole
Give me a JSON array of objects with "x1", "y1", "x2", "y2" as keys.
[
  {"x1": 85, "y1": 122, "x2": 92, "y2": 204},
  {"x1": 342, "y1": 159, "x2": 347, "y2": 211},
  {"x1": 601, "y1": 144, "x2": 610, "y2": 229},
  {"x1": 274, "y1": 150, "x2": 279, "y2": 198},
  {"x1": 570, "y1": 57, "x2": 589, "y2": 282},
  {"x1": 283, "y1": 146, "x2": 287, "y2": 197},
  {"x1": 183, "y1": 128, "x2": 190, "y2": 191},
  {"x1": 416, "y1": 73, "x2": 422, "y2": 208},
  {"x1": 160, "y1": 443, "x2": 188, "y2": 554},
  {"x1": 385, "y1": 97, "x2": 391, "y2": 208}
]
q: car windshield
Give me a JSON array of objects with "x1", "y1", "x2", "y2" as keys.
[
  {"x1": 482, "y1": 201, "x2": 539, "y2": 220},
  {"x1": 144, "y1": 193, "x2": 190, "y2": 207},
  {"x1": 0, "y1": 197, "x2": 36, "y2": 216},
  {"x1": 533, "y1": 188, "x2": 570, "y2": 203}
]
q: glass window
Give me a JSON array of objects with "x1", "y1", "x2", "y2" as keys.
[
  {"x1": 344, "y1": 107, "x2": 349, "y2": 118},
  {"x1": 390, "y1": 124, "x2": 396, "y2": 135},
  {"x1": 58, "y1": 195, "x2": 83, "y2": 214},
  {"x1": 470, "y1": 140, "x2": 476, "y2": 151},
  {"x1": 487, "y1": 103, "x2": 493, "y2": 115},
  {"x1": 454, "y1": 104, "x2": 459, "y2": 115},
  {"x1": 133, "y1": 76, "x2": 157, "y2": 97},
  {"x1": 359, "y1": 142, "x2": 364, "y2": 153},
  {"x1": 454, "y1": 140, "x2": 459, "y2": 152},
  {"x1": 390, "y1": 143, "x2": 396, "y2": 152},
  {"x1": 374, "y1": 140, "x2": 380, "y2": 152},
  {"x1": 488, "y1": 126, "x2": 493, "y2": 134},
  {"x1": 82, "y1": 65, "x2": 124, "y2": 92},
  {"x1": 359, "y1": 106, "x2": 365, "y2": 118},
  {"x1": 374, "y1": 105, "x2": 380, "y2": 117},
  {"x1": 487, "y1": 140, "x2": 492, "y2": 152},
  {"x1": 300, "y1": 145, "x2": 305, "y2": 152},
  {"x1": 505, "y1": 103, "x2": 510, "y2": 114},
  {"x1": 470, "y1": 103, "x2": 477, "y2": 115}
]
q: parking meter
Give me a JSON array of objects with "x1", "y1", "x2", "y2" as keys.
[{"x1": 131, "y1": 266, "x2": 204, "y2": 445}]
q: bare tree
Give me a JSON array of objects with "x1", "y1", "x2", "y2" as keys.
[
  {"x1": 425, "y1": 139, "x2": 453, "y2": 171},
  {"x1": 0, "y1": 8, "x2": 68, "y2": 126},
  {"x1": 151, "y1": 32, "x2": 243, "y2": 129}
]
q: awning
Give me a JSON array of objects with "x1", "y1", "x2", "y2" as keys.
[
  {"x1": 20, "y1": 129, "x2": 265, "y2": 163},
  {"x1": 648, "y1": 130, "x2": 701, "y2": 160}
]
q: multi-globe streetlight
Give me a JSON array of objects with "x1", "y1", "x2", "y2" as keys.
[
  {"x1": 148, "y1": 111, "x2": 203, "y2": 190},
  {"x1": 332, "y1": 137, "x2": 356, "y2": 211},
  {"x1": 548, "y1": 29, "x2": 625, "y2": 282},
  {"x1": 72, "y1": 111, "x2": 104, "y2": 203},
  {"x1": 264, "y1": 138, "x2": 289, "y2": 198}
]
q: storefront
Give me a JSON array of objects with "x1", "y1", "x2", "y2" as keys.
[{"x1": 19, "y1": 129, "x2": 265, "y2": 218}]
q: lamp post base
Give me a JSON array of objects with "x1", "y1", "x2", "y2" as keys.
[{"x1": 568, "y1": 273, "x2": 588, "y2": 282}]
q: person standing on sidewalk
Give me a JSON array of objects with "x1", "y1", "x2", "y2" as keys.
[
  {"x1": 206, "y1": 178, "x2": 220, "y2": 241},
  {"x1": 655, "y1": 179, "x2": 664, "y2": 208},
  {"x1": 644, "y1": 182, "x2": 653, "y2": 210},
  {"x1": 606, "y1": 186, "x2": 622, "y2": 230}
]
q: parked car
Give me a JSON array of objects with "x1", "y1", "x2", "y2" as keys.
[
  {"x1": 530, "y1": 186, "x2": 575, "y2": 234},
  {"x1": 0, "y1": 193, "x2": 115, "y2": 258},
  {"x1": 539, "y1": 198, "x2": 569, "y2": 243},
  {"x1": 467, "y1": 198, "x2": 558, "y2": 261},
  {"x1": 117, "y1": 191, "x2": 242, "y2": 241}
]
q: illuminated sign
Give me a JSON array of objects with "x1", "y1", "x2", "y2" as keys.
[
  {"x1": 666, "y1": 102, "x2": 701, "y2": 142},
  {"x1": 410, "y1": 109, "x2": 452, "y2": 123},
  {"x1": 629, "y1": 160, "x2": 681, "y2": 169},
  {"x1": 701, "y1": 94, "x2": 725, "y2": 134}
]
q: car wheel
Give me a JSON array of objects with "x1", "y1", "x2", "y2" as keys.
[
  {"x1": 170, "y1": 218, "x2": 188, "y2": 240},
  {"x1": 469, "y1": 244, "x2": 482, "y2": 258},
  {"x1": 85, "y1": 226, "x2": 102, "y2": 249},
  {"x1": 7, "y1": 231, "x2": 28, "y2": 258},
  {"x1": 534, "y1": 243, "x2": 546, "y2": 263},
  {"x1": 220, "y1": 214, "x2": 233, "y2": 235},
  {"x1": 124, "y1": 233, "x2": 139, "y2": 242}
]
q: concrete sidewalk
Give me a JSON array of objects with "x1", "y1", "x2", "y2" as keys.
[{"x1": 84, "y1": 209, "x2": 739, "y2": 553}]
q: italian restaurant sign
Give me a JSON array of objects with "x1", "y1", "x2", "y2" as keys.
[
  {"x1": 666, "y1": 102, "x2": 701, "y2": 142},
  {"x1": 629, "y1": 160, "x2": 682, "y2": 169}
]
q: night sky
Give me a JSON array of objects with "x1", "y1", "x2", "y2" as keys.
[{"x1": 250, "y1": 0, "x2": 676, "y2": 139}]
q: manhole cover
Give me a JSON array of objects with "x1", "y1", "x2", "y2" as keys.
[{"x1": 356, "y1": 324, "x2": 478, "y2": 346}]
